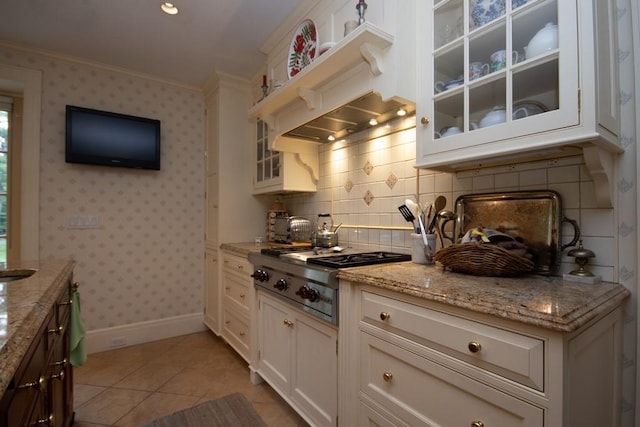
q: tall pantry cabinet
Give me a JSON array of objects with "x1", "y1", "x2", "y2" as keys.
[{"x1": 203, "y1": 73, "x2": 266, "y2": 336}]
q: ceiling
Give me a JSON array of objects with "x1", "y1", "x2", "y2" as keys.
[{"x1": 0, "y1": 0, "x2": 306, "y2": 87}]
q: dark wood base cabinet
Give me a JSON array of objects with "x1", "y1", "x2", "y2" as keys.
[{"x1": 1, "y1": 278, "x2": 74, "y2": 427}]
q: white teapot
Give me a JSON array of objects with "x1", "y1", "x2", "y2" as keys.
[
  {"x1": 526, "y1": 22, "x2": 558, "y2": 59},
  {"x1": 478, "y1": 106, "x2": 506, "y2": 128}
]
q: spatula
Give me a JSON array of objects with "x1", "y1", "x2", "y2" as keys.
[{"x1": 398, "y1": 204, "x2": 416, "y2": 230}]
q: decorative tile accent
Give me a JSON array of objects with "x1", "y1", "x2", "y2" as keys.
[
  {"x1": 364, "y1": 190, "x2": 374, "y2": 206},
  {"x1": 363, "y1": 160, "x2": 373, "y2": 176},
  {"x1": 386, "y1": 172, "x2": 398, "y2": 189},
  {"x1": 344, "y1": 178, "x2": 353, "y2": 193}
]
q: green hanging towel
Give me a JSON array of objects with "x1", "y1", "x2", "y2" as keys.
[{"x1": 69, "y1": 289, "x2": 87, "y2": 367}]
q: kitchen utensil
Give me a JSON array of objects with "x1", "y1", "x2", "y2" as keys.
[
  {"x1": 449, "y1": 190, "x2": 580, "y2": 274},
  {"x1": 490, "y1": 49, "x2": 519, "y2": 72},
  {"x1": 471, "y1": 0, "x2": 506, "y2": 28},
  {"x1": 437, "y1": 210, "x2": 457, "y2": 248},
  {"x1": 312, "y1": 213, "x2": 338, "y2": 247},
  {"x1": 469, "y1": 61, "x2": 490, "y2": 80},
  {"x1": 287, "y1": 19, "x2": 318, "y2": 79},
  {"x1": 435, "y1": 126, "x2": 462, "y2": 138},
  {"x1": 526, "y1": 22, "x2": 558, "y2": 60},
  {"x1": 417, "y1": 214, "x2": 434, "y2": 260},
  {"x1": 513, "y1": 100, "x2": 549, "y2": 117},
  {"x1": 478, "y1": 106, "x2": 506, "y2": 128},
  {"x1": 398, "y1": 204, "x2": 417, "y2": 230},
  {"x1": 426, "y1": 196, "x2": 446, "y2": 233},
  {"x1": 274, "y1": 216, "x2": 312, "y2": 243},
  {"x1": 405, "y1": 199, "x2": 420, "y2": 217},
  {"x1": 435, "y1": 79, "x2": 463, "y2": 93}
]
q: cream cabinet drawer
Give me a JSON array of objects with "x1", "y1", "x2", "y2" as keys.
[
  {"x1": 222, "y1": 307, "x2": 249, "y2": 358},
  {"x1": 361, "y1": 291, "x2": 544, "y2": 391},
  {"x1": 360, "y1": 332, "x2": 544, "y2": 427},
  {"x1": 222, "y1": 253, "x2": 252, "y2": 280},
  {"x1": 223, "y1": 273, "x2": 250, "y2": 310}
]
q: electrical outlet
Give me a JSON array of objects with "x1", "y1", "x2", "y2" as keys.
[
  {"x1": 110, "y1": 337, "x2": 126, "y2": 348},
  {"x1": 67, "y1": 215, "x2": 101, "y2": 229}
]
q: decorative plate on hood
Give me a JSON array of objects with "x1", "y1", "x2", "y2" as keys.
[{"x1": 287, "y1": 19, "x2": 317, "y2": 79}]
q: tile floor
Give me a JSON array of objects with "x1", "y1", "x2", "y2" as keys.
[{"x1": 72, "y1": 330, "x2": 309, "y2": 426}]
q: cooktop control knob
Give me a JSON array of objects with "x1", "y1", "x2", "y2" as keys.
[
  {"x1": 274, "y1": 278, "x2": 288, "y2": 291},
  {"x1": 251, "y1": 269, "x2": 269, "y2": 282},
  {"x1": 295, "y1": 285, "x2": 319, "y2": 302},
  {"x1": 306, "y1": 287, "x2": 319, "y2": 302}
]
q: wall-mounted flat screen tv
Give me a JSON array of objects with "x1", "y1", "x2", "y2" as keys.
[{"x1": 65, "y1": 105, "x2": 161, "y2": 170}]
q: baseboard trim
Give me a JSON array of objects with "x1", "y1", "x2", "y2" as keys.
[{"x1": 85, "y1": 312, "x2": 206, "y2": 354}]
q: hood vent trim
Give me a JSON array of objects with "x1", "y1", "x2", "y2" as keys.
[{"x1": 283, "y1": 91, "x2": 415, "y2": 143}]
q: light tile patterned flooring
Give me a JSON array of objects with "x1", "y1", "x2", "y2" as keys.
[{"x1": 72, "y1": 330, "x2": 308, "y2": 426}]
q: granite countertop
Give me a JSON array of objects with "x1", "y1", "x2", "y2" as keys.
[
  {"x1": 0, "y1": 259, "x2": 76, "y2": 397},
  {"x1": 338, "y1": 261, "x2": 630, "y2": 332},
  {"x1": 220, "y1": 242, "x2": 630, "y2": 332}
]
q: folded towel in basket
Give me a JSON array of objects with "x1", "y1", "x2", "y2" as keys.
[{"x1": 69, "y1": 289, "x2": 87, "y2": 367}]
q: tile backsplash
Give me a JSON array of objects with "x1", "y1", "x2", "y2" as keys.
[{"x1": 282, "y1": 128, "x2": 613, "y2": 281}]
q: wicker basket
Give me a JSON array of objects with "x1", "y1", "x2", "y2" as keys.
[{"x1": 433, "y1": 242, "x2": 535, "y2": 277}]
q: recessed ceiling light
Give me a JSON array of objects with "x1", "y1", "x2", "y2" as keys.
[
  {"x1": 161, "y1": 2, "x2": 179, "y2": 15},
  {"x1": 369, "y1": 118, "x2": 378, "y2": 126},
  {"x1": 327, "y1": 135, "x2": 336, "y2": 141},
  {"x1": 396, "y1": 108, "x2": 407, "y2": 116}
]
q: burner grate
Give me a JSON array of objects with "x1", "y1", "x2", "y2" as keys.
[{"x1": 307, "y1": 251, "x2": 411, "y2": 268}]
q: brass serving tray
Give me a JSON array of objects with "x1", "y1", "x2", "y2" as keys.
[{"x1": 445, "y1": 190, "x2": 580, "y2": 275}]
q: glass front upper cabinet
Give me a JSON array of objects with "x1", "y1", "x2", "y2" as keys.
[{"x1": 415, "y1": 0, "x2": 608, "y2": 170}]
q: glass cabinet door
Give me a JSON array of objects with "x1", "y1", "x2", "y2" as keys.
[
  {"x1": 421, "y1": 0, "x2": 579, "y2": 162},
  {"x1": 255, "y1": 119, "x2": 281, "y2": 184}
]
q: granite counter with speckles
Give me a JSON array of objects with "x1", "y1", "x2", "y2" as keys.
[
  {"x1": 220, "y1": 242, "x2": 630, "y2": 331},
  {"x1": 338, "y1": 261, "x2": 630, "y2": 332},
  {"x1": 0, "y1": 260, "x2": 75, "y2": 397}
]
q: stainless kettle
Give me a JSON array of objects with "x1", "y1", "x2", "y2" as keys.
[{"x1": 311, "y1": 213, "x2": 339, "y2": 247}]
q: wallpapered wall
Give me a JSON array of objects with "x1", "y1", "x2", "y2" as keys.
[
  {"x1": 0, "y1": 45, "x2": 206, "y2": 331},
  {"x1": 283, "y1": 2, "x2": 638, "y2": 424}
]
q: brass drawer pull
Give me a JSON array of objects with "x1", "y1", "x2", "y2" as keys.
[
  {"x1": 471, "y1": 421, "x2": 485, "y2": 427},
  {"x1": 50, "y1": 369, "x2": 65, "y2": 381},
  {"x1": 420, "y1": 116, "x2": 430, "y2": 125},
  {"x1": 239, "y1": 294, "x2": 246, "y2": 299},
  {"x1": 468, "y1": 342, "x2": 482, "y2": 353},
  {"x1": 19, "y1": 376, "x2": 47, "y2": 392},
  {"x1": 35, "y1": 414, "x2": 54, "y2": 425},
  {"x1": 48, "y1": 324, "x2": 63, "y2": 335},
  {"x1": 51, "y1": 358, "x2": 68, "y2": 367},
  {"x1": 382, "y1": 372, "x2": 393, "y2": 382},
  {"x1": 283, "y1": 319, "x2": 294, "y2": 327},
  {"x1": 379, "y1": 312, "x2": 390, "y2": 321}
]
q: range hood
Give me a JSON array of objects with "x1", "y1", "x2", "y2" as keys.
[
  {"x1": 282, "y1": 91, "x2": 415, "y2": 143},
  {"x1": 248, "y1": 23, "x2": 416, "y2": 152}
]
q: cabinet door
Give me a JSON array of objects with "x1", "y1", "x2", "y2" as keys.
[
  {"x1": 417, "y1": 0, "x2": 580, "y2": 168},
  {"x1": 291, "y1": 313, "x2": 338, "y2": 427},
  {"x1": 258, "y1": 294, "x2": 293, "y2": 393},
  {"x1": 254, "y1": 119, "x2": 282, "y2": 190}
]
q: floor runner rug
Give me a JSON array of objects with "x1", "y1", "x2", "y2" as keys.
[{"x1": 140, "y1": 392, "x2": 267, "y2": 427}]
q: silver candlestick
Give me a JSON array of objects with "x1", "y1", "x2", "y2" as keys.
[{"x1": 356, "y1": 0, "x2": 367, "y2": 25}]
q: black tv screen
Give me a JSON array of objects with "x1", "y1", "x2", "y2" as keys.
[{"x1": 65, "y1": 105, "x2": 161, "y2": 170}]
